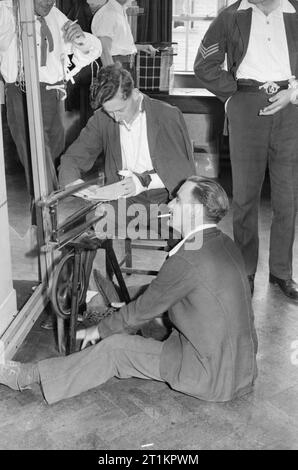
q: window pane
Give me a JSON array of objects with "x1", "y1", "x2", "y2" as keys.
[
  {"x1": 173, "y1": 19, "x2": 213, "y2": 72},
  {"x1": 172, "y1": 0, "x2": 225, "y2": 72}
]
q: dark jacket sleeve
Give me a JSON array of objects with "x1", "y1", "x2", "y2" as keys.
[
  {"x1": 98, "y1": 253, "x2": 196, "y2": 338},
  {"x1": 194, "y1": 11, "x2": 237, "y2": 102},
  {"x1": 58, "y1": 110, "x2": 104, "y2": 188},
  {"x1": 153, "y1": 104, "x2": 195, "y2": 194}
]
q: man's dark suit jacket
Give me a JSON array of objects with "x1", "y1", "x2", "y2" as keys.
[
  {"x1": 59, "y1": 93, "x2": 195, "y2": 195},
  {"x1": 98, "y1": 228, "x2": 258, "y2": 402}
]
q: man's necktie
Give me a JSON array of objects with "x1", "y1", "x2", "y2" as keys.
[{"x1": 37, "y1": 17, "x2": 54, "y2": 67}]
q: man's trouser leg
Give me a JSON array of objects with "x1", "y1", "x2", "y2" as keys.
[
  {"x1": 40, "y1": 86, "x2": 65, "y2": 193},
  {"x1": 6, "y1": 84, "x2": 65, "y2": 197},
  {"x1": 5, "y1": 84, "x2": 34, "y2": 197},
  {"x1": 268, "y1": 103, "x2": 298, "y2": 279},
  {"x1": 227, "y1": 91, "x2": 272, "y2": 275},
  {"x1": 38, "y1": 334, "x2": 164, "y2": 404},
  {"x1": 41, "y1": 88, "x2": 65, "y2": 163}
]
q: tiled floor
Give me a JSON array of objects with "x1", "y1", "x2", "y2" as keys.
[{"x1": 1, "y1": 161, "x2": 298, "y2": 450}]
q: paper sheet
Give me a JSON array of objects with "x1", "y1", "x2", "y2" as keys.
[{"x1": 73, "y1": 181, "x2": 126, "y2": 201}]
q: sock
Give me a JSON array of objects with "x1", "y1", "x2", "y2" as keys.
[{"x1": 17, "y1": 363, "x2": 41, "y2": 389}]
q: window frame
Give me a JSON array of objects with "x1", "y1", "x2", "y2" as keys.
[{"x1": 172, "y1": 0, "x2": 230, "y2": 72}]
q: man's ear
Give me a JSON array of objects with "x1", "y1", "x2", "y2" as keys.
[{"x1": 193, "y1": 203, "x2": 204, "y2": 227}]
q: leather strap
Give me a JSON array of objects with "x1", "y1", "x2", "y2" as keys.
[{"x1": 133, "y1": 170, "x2": 156, "y2": 188}]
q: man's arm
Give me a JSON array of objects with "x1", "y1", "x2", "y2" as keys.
[
  {"x1": 193, "y1": 12, "x2": 237, "y2": 103},
  {"x1": 90, "y1": 8, "x2": 115, "y2": 67},
  {"x1": 97, "y1": 254, "x2": 196, "y2": 338},
  {"x1": 70, "y1": 31, "x2": 102, "y2": 68},
  {"x1": 54, "y1": 8, "x2": 102, "y2": 79},
  {"x1": 98, "y1": 36, "x2": 114, "y2": 66},
  {"x1": 151, "y1": 105, "x2": 195, "y2": 193},
  {"x1": 58, "y1": 112, "x2": 104, "y2": 188}
]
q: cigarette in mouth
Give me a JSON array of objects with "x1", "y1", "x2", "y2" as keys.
[{"x1": 157, "y1": 213, "x2": 171, "y2": 218}]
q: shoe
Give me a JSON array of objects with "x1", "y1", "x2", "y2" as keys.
[
  {"x1": 269, "y1": 273, "x2": 298, "y2": 301},
  {"x1": 0, "y1": 361, "x2": 21, "y2": 391},
  {"x1": 247, "y1": 274, "x2": 255, "y2": 296}
]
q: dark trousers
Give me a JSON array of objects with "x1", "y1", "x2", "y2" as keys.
[
  {"x1": 5, "y1": 83, "x2": 65, "y2": 198},
  {"x1": 227, "y1": 91, "x2": 298, "y2": 278}
]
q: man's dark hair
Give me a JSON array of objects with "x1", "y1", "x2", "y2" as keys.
[
  {"x1": 95, "y1": 62, "x2": 134, "y2": 107},
  {"x1": 187, "y1": 176, "x2": 229, "y2": 223}
]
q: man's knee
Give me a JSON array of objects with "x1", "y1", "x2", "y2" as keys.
[{"x1": 100, "y1": 333, "x2": 131, "y2": 352}]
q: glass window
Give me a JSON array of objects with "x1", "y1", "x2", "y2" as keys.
[{"x1": 172, "y1": 0, "x2": 232, "y2": 72}]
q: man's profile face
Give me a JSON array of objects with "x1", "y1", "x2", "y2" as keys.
[
  {"x1": 168, "y1": 181, "x2": 203, "y2": 236},
  {"x1": 34, "y1": 0, "x2": 55, "y2": 17},
  {"x1": 102, "y1": 89, "x2": 136, "y2": 124}
]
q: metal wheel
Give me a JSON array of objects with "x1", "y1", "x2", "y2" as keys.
[{"x1": 50, "y1": 252, "x2": 86, "y2": 320}]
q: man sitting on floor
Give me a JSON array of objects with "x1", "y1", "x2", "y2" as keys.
[{"x1": 0, "y1": 178, "x2": 258, "y2": 404}]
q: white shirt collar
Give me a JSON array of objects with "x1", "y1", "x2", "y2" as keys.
[
  {"x1": 121, "y1": 93, "x2": 144, "y2": 130},
  {"x1": 238, "y1": 0, "x2": 295, "y2": 13},
  {"x1": 168, "y1": 224, "x2": 217, "y2": 258}
]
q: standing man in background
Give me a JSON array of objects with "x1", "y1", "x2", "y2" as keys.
[
  {"x1": 87, "y1": 0, "x2": 156, "y2": 79},
  {"x1": 194, "y1": 0, "x2": 298, "y2": 300},
  {"x1": 0, "y1": 0, "x2": 102, "y2": 200}
]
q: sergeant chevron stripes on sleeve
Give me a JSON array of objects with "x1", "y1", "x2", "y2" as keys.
[{"x1": 199, "y1": 42, "x2": 219, "y2": 59}]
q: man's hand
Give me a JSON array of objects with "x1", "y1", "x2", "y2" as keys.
[
  {"x1": 136, "y1": 44, "x2": 158, "y2": 56},
  {"x1": 120, "y1": 176, "x2": 137, "y2": 197},
  {"x1": 76, "y1": 326, "x2": 100, "y2": 350},
  {"x1": 62, "y1": 20, "x2": 85, "y2": 44},
  {"x1": 118, "y1": 170, "x2": 146, "y2": 197},
  {"x1": 259, "y1": 89, "x2": 293, "y2": 116}
]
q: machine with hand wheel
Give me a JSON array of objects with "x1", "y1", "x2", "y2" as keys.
[{"x1": 38, "y1": 181, "x2": 130, "y2": 355}]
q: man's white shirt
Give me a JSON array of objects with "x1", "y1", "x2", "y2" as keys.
[
  {"x1": 91, "y1": 0, "x2": 137, "y2": 56},
  {"x1": 168, "y1": 224, "x2": 217, "y2": 257},
  {"x1": 119, "y1": 93, "x2": 165, "y2": 195},
  {"x1": 0, "y1": 3, "x2": 102, "y2": 84},
  {"x1": 236, "y1": 0, "x2": 294, "y2": 82}
]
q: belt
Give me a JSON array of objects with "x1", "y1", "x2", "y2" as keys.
[
  {"x1": 237, "y1": 80, "x2": 288, "y2": 95},
  {"x1": 6, "y1": 81, "x2": 66, "y2": 99},
  {"x1": 7, "y1": 80, "x2": 65, "y2": 89},
  {"x1": 40, "y1": 81, "x2": 67, "y2": 100},
  {"x1": 40, "y1": 80, "x2": 64, "y2": 87}
]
